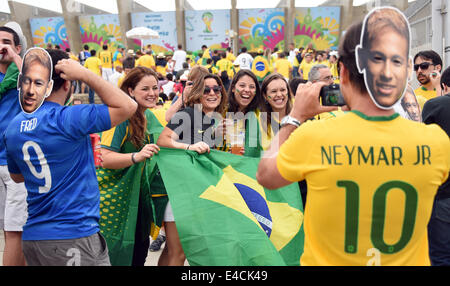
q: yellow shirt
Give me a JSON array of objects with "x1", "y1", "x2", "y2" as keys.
[
  {"x1": 330, "y1": 63, "x2": 340, "y2": 84},
  {"x1": 226, "y1": 52, "x2": 236, "y2": 63},
  {"x1": 414, "y1": 87, "x2": 437, "y2": 101},
  {"x1": 299, "y1": 61, "x2": 315, "y2": 81},
  {"x1": 113, "y1": 51, "x2": 123, "y2": 68},
  {"x1": 416, "y1": 95, "x2": 427, "y2": 111},
  {"x1": 99, "y1": 51, "x2": 113, "y2": 69},
  {"x1": 216, "y1": 58, "x2": 233, "y2": 78},
  {"x1": 84, "y1": 57, "x2": 102, "y2": 76},
  {"x1": 277, "y1": 111, "x2": 450, "y2": 266},
  {"x1": 69, "y1": 53, "x2": 79, "y2": 62},
  {"x1": 136, "y1": 54, "x2": 155, "y2": 69},
  {"x1": 117, "y1": 73, "x2": 126, "y2": 88},
  {"x1": 156, "y1": 65, "x2": 167, "y2": 77},
  {"x1": 274, "y1": 59, "x2": 292, "y2": 79}
]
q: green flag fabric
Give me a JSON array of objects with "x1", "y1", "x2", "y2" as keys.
[
  {"x1": 156, "y1": 148, "x2": 305, "y2": 266},
  {"x1": 96, "y1": 109, "x2": 166, "y2": 266}
]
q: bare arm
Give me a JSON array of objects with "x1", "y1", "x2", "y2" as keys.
[
  {"x1": 101, "y1": 144, "x2": 160, "y2": 170},
  {"x1": 157, "y1": 127, "x2": 210, "y2": 154},
  {"x1": 55, "y1": 59, "x2": 137, "y2": 127}
]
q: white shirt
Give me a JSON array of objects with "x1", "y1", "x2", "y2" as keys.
[
  {"x1": 173, "y1": 49, "x2": 187, "y2": 72},
  {"x1": 288, "y1": 50, "x2": 296, "y2": 65},
  {"x1": 109, "y1": 71, "x2": 123, "y2": 87},
  {"x1": 162, "y1": 81, "x2": 175, "y2": 95},
  {"x1": 234, "y1": 53, "x2": 253, "y2": 70}
]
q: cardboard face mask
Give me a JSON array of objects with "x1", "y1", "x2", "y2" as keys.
[
  {"x1": 18, "y1": 47, "x2": 53, "y2": 114},
  {"x1": 393, "y1": 85, "x2": 422, "y2": 122},
  {"x1": 355, "y1": 7, "x2": 413, "y2": 110}
]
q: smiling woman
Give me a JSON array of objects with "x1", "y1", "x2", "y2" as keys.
[{"x1": 97, "y1": 66, "x2": 163, "y2": 266}]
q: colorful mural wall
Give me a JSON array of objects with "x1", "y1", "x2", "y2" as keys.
[
  {"x1": 30, "y1": 17, "x2": 70, "y2": 50},
  {"x1": 185, "y1": 9, "x2": 231, "y2": 52},
  {"x1": 294, "y1": 7, "x2": 341, "y2": 51},
  {"x1": 131, "y1": 12, "x2": 178, "y2": 53},
  {"x1": 239, "y1": 8, "x2": 285, "y2": 52},
  {"x1": 238, "y1": 7, "x2": 341, "y2": 52},
  {"x1": 79, "y1": 14, "x2": 124, "y2": 51}
]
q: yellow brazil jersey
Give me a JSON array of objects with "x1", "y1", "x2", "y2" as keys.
[
  {"x1": 99, "y1": 51, "x2": 113, "y2": 69},
  {"x1": 113, "y1": 51, "x2": 123, "y2": 68},
  {"x1": 274, "y1": 59, "x2": 292, "y2": 80},
  {"x1": 226, "y1": 52, "x2": 236, "y2": 63},
  {"x1": 117, "y1": 73, "x2": 126, "y2": 88},
  {"x1": 277, "y1": 111, "x2": 450, "y2": 266},
  {"x1": 84, "y1": 57, "x2": 102, "y2": 76},
  {"x1": 217, "y1": 58, "x2": 233, "y2": 78},
  {"x1": 414, "y1": 86, "x2": 437, "y2": 101},
  {"x1": 136, "y1": 54, "x2": 155, "y2": 69},
  {"x1": 156, "y1": 64, "x2": 167, "y2": 77},
  {"x1": 416, "y1": 95, "x2": 427, "y2": 111},
  {"x1": 299, "y1": 61, "x2": 315, "y2": 81},
  {"x1": 330, "y1": 63, "x2": 340, "y2": 84}
]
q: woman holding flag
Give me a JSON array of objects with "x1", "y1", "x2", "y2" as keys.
[
  {"x1": 96, "y1": 67, "x2": 166, "y2": 266},
  {"x1": 157, "y1": 73, "x2": 229, "y2": 265}
]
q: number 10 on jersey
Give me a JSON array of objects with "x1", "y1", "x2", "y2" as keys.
[{"x1": 338, "y1": 180, "x2": 418, "y2": 255}]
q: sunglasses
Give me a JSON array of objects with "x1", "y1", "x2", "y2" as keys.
[
  {"x1": 414, "y1": 62, "x2": 434, "y2": 71},
  {"x1": 204, "y1": 86, "x2": 221, "y2": 95}
]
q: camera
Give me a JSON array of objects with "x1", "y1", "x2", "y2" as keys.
[{"x1": 320, "y1": 84, "x2": 346, "y2": 106}]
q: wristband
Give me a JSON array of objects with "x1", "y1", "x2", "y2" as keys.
[{"x1": 131, "y1": 152, "x2": 138, "y2": 164}]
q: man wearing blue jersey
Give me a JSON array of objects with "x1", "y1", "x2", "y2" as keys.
[
  {"x1": 0, "y1": 22, "x2": 27, "y2": 266},
  {"x1": 4, "y1": 48, "x2": 137, "y2": 266}
]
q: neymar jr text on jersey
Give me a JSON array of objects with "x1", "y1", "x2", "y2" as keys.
[{"x1": 321, "y1": 145, "x2": 431, "y2": 166}]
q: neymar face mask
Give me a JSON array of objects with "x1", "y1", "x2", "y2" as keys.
[
  {"x1": 355, "y1": 7, "x2": 413, "y2": 110},
  {"x1": 18, "y1": 47, "x2": 54, "y2": 114}
]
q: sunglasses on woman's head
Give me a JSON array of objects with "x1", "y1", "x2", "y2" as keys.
[
  {"x1": 204, "y1": 86, "x2": 221, "y2": 95},
  {"x1": 414, "y1": 62, "x2": 434, "y2": 71}
]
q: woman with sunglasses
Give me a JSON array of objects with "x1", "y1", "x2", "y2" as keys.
[
  {"x1": 165, "y1": 65, "x2": 209, "y2": 123},
  {"x1": 156, "y1": 73, "x2": 228, "y2": 265},
  {"x1": 225, "y1": 69, "x2": 264, "y2": 157}
]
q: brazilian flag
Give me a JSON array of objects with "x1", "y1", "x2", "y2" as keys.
[{"x1": 156, "y1": 148, "x2": 304, "y2": 266}]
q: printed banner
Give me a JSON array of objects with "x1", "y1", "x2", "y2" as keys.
[
  {"x1": 185, "y1": 9, "x2": 231, "y2": 52},
  {"x1": 30, "y1": 17, "x2": 70, "y2": 50},
  {"x1": 79, "y1": 14, "x2": 124, "y2": 51},
  {"x1": 294, "y1": 7, "x2": 341, "y2": 51},
  {"x1": 239, "y1": 8, "x2": 285, "y2": 53},
  {"x1": 131, "y1": 12, "x2": 178, "y2": 53}
]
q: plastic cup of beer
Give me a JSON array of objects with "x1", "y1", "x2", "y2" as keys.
[{"x1": 230, "y1": 132, "x2": 245, "y2": 155}]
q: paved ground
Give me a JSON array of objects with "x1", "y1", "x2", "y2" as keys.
[{"x1": 0, "y1": 230, "x2": 169, "y2": 266}]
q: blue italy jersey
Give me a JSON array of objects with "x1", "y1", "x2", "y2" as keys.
[
  {"x1": 4, "y1": 101, "x2": 111, "y2": 240},
  {"x1": 0, "y1": 72, "x2": 21, "y2": 165}
]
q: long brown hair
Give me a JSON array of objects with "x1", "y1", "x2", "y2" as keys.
[
  {"x1": 120, "y1": 66, "x2": 158, "y2": 148},
  {"x1": 260, "y1": 73, "x2": 293, "y2": 136}
]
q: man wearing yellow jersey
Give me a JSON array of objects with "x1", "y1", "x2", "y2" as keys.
[
  {"x1": 216, "y1": 52, "x2": 233, "y2": 90},
  {"x1": 84, "y1": 49, "x2": 102, "y2": 104},
  {"x1": 135, "y1": 50, "x2": 155, "y2": 71},
  {"x1": 113, "y1": 45, "x2": 125, "y2": 71},
  {"x1": 226, "y1": 47, "x2": 235, "y2": 63},
  {"x1": 298, "y1": 53, "x2": 314, "y2": 81},
  {"x1": 413, "y1": 50, "x2": 442, "y2": 101},
  {"x1": 257, "y1": 9, "x2": 450, "y2": 266},
  {"x1": 99, "y1": 44, "x2": 114, "y2": 82},
  {"x1": 329, "y1": 52, "x2": 340, "y2": 84},
  {"x1": 274, "y1": 52, "x2": 292, "y2": 82}
]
